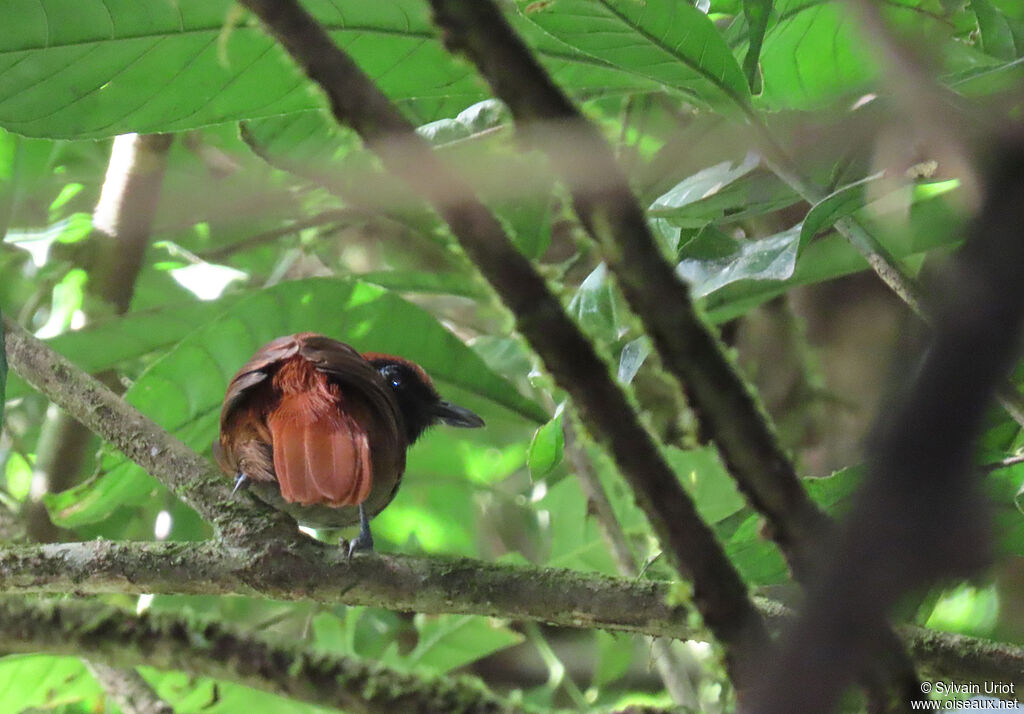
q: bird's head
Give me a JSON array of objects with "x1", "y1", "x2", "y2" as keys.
[{"x1": 363, "y1": 353, "x2": 485, "y2": 444}]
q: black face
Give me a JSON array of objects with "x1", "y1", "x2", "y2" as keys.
[{"x1": 371, "y1": 359, "x2": 485, "y2": 444}]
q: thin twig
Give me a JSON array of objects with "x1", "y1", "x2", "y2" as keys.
[{"x1": 83, "y1": 661, "x2": 173, "y2": 714}]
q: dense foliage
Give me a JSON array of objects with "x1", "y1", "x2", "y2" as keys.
[{"x1": 2, "y1": 0, "x2": 1024, "y2": 711}]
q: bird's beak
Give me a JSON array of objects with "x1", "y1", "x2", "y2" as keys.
[{"x1": 433, "y1": 401, "x2": 485, "y2": 428}]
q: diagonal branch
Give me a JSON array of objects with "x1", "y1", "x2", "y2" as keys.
[
  {"x1": 237, "y1": 0, "x2": 769, "y2": 683},
  {"x1": 427, "y1": 0, "x2": 830, "y2": 582},
  {"x1": 2, "y1": 315, "x2": 296, "y2": 546},
  {"x1": 424, "y1": 2, "x2": 925, "y2": 707},
  {"x1": 0, "y1": 596, "x2": 525, "y2": 714}
]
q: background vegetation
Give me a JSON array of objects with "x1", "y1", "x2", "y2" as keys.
[{"x1": 1, "y1": 0, "x2": 1024, "y2": 711}]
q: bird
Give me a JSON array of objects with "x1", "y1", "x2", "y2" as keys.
[{"x1": 214, "y1": 332, "x2": 485, "y2": 555}]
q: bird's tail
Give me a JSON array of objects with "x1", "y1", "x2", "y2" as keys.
[{"x1": 267, "y1": 390, "x2": 372, "y2": 507}]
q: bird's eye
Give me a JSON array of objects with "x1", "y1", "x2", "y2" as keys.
[{"x1": 380, "y1": 365, "x2": 402, "y2": 390}]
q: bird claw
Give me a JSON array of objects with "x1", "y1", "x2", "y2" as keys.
[
  {"x1": 346, "y1": 504, "x2": 375, "y2": 558},
  {"x1": 232, "y1": 473, "x2": 249, "y2": 495}
]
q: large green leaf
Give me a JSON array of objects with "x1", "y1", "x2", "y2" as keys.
[
  {"x1": 0, "y1": 0, "x2": 657, "y2": 139},
  {"x1": 516, "y1": 0, "x2": 752, "y2": 112},
  {"x1": 142, "y1": 667, "x2": 335, "y2": 713},
  {"x1": 0, "y1": 655, "x2": 102, "y2": 711},
  {"x1": 380, "y1": 614, "x2": 524, "y2": 674},
  {"x1": 649, "y1": 158, "x2": 799, "y2": 228},
  {"x1": 758, "y1": 0, "x2": 989, "y2": 110},
  {"x1": 799, "y1": 171, "x2": 886, "y2": 250},
  {"x1": 702, "y1": 185, "x2": 967, "y2": 322},
  {"x1": 0, "y1": 307, "x2": 5, "y2": 427},
  {"x1": 45, "y1": 278, "x2": 545, "y2": 528},
  {"x1": 676, "y1": 225, "x2": 801, "y2": 298},
  {"x1": 5, "y1": 296, "x2": 244, "y2": 401},
  {"x1": 742, "y1": 0, "x2": 772, "y2": 92}
]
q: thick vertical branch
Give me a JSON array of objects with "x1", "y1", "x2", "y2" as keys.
[
  {"x1": 24, "y1": 133, "x2": 173, "y2": 543},
  {"x1": 749, "y1": 138, "x2": 1024, "y2": 713},
  {"x1": 237, "y1": 0, "x2": 770, "y2": 684}
]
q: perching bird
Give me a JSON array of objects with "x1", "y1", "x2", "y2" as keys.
[{"x1": 214, "y1": 333, "x2": 484, "y2": 554}]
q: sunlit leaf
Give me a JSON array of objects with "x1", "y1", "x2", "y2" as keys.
[
  {"x1": 0, "y1": 656, "x2": 101, "y2": 711},
  {"x1": 515, "y1": 0, "x2": 752, "y2": 112},
  {"x1": 677, "y1": 226, "x2": 800, "y2": 299},
  {"x1": 528, "y1": 408, "x2": 565, "y2": 480},
  {"x1": 799, "y1": 171, "x2": 885, "y2": 250},
  {"x1": 381, "y1": 614, "x2": 523, "y2": 674}
]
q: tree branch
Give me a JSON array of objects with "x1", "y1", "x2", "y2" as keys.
[
  {"x1": 427, "y1": 0, "x2": 830, "y2": 581},
  {"x1": 83, "y1": 661, "x2": 173, "y2": 714},
  {"x1": 236, "y1": 0, "x2": 769, "y2": 683},
  {"x1": 25, "y1": 133, "x2": 174, "y2": 543},
  {"x1": 750, "y1": 138, "x2": 1024, "y2": 712},
  {"x1": 1, "y1": 316, "x2": 297, "y2": 546},
  {"x1": 1, "y1": 542, "x2": 1020, "y2": 696},
  {"x1": 0, "y1": 596, "x2": 524, "y2": 714},
  {"x1": 0, "y1": 540, "x2": 693, "y2": 640},
  {"x1": 425, "y1": 2, "x2": 924, "y2": 707}
]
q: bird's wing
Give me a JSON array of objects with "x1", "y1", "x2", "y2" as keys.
[
  {"x1": 217, "y1": 335, "x2": 304, "y2": 483},
  {"x1": 297, "y1": 335, "x2": 404, "y2": 440}
]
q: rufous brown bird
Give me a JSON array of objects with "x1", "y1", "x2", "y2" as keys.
[{"x1": 214, "y1": 332, "x2": 484, "y2": 554}]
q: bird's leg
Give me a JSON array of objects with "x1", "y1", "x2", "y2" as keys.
[
  {"x1": 347, "y1": 503, "x2": 374, "y2": 557},
  {"x1": 232, "y1": 473, "x2": 249, "y2": 494}
]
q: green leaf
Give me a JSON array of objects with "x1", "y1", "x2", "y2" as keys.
[
  {"x1": 383, "y1": 614, "x2": 524, "y2": 674},
  {"x1": 529, "y1": 408, "x2": 566, "y2": 480},
  {"x1": 799, "y1": 171, "x2": 886, "y2": 250},
  {"x1": 516, "y1": 0, "x2": 752, "y2": 112},
  {"x1": 677, "y1": 225, "x2": 800, "y2": 299},
  {"x1": 0, "y1": 307, "x2": 5, "y2": 428},
  {"x1": 5, "y1": 296, "x2": 245, "y2": 401},
  {"x1": 702, "y1": 183, "x2": 967, "y2": 322},
  {"x1": 649, "y1": 157, "x2": 798, "y2": 228},
  {"x1": 0, "y1": 128, "x2": 16, "y2": 237},
  {"x1": 720, "y1": 467, "x2": 862, "y2": 586},
  {"x1": 972, "y1": 0, "x2": 1018, "y2": 60},
  {"x1": 593, "y1": 631, "x2": 633, "y2": 688},
  {"x1": 617, "y1": 336, "x2": 651, "y2": 386},
  {"x1": 757, "y1": 0, "x2": 877, "y2": 110},
  {"x1": 46, "y1": 278, "x2": 545, "y2": 528},
  {"x1": 568, "y1": 263, "x2": 622, "y2": 341},
  {"x1": 742, "y1": 0, "x2": 772, "y2": 93},
  {"x1": 0, "y1": 0, "x2": 659, "y2": 140},
  {"x1": 356, "y1": 270, "x2": 488, "y2": 299},
  {"x1": 666, "y1": 446, "x2": 745, "y2": 524},
  {"x1": 541, "y1": 476, "x2": 617, "y2": 574},
  {"x1": 141, "y1": 667, "x2": 336, "y2": 713},
  {"x1": 0, "y1": 655, "x2": 101, "y2": 711}
]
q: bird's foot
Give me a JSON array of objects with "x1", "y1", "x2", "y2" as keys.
[
  {"x1": 232, "y1": 473, "x2": 249, "y2": 495},
  {"x1": 346, "y1": 504, "x2": 374, "y2": 558}
]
